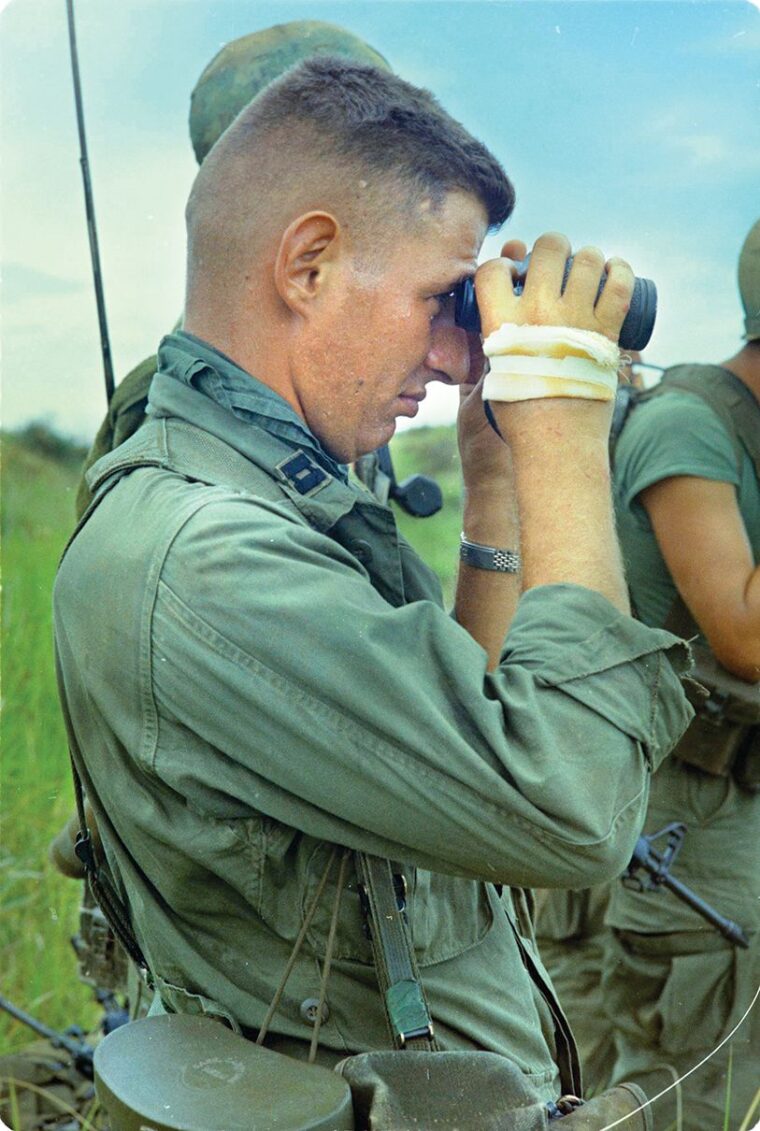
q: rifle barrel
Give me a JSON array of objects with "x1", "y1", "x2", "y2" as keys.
[
  {"x1": 630, "y1": 837, "x2": 750, "y2": 949},
  {"x1": 0, "y1": 993, "x2": 94, "y2": 1074},
  {"x1": 659, "y1": 872, "x2": 750, "y2": 949}
]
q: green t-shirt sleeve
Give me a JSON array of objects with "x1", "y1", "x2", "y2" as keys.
[{"x1": 615, "y1": 392, "x2": 740, "y2": 522}]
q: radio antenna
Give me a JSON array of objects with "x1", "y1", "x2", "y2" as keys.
[{"x1": 65, "y1": 0, "x2": 115, "y2": 404}]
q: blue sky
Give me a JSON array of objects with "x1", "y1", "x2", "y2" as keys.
[{"x1": 2, "y1": 0, "x2": 759, "y2": 439}]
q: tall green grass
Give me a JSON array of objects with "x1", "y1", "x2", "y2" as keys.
[{"x1": 1, "y1": 435, "x2": 100, "y2": 1052}]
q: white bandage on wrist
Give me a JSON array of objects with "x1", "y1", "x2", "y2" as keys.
[{"x1": 482, "y1": 324, "x2": 621, "y2": 403}]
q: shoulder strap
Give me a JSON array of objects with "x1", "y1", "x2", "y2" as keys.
[
  {"x1": 611, "y1": 365, "x2": 760, "y2": 485},
  {"x1": 69, "y1": 752, "x2": 150, "y2": 976},
  {"x1": 357, "y1": 854, "x2": 437, "y2": 1053},
  {"x1": 356, "y1": 855, "x2": 582, "y2": 1094},
  {"x1": 648, "y1": 364, "x2": 760, "y2": 481},
  {"x1": 75, "y1": 354, "x2": 157, "y2": 519}
]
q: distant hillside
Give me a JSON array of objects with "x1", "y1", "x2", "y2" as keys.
[{"x1": 5, "y1": 420, "x2": 88, "y2": 469}]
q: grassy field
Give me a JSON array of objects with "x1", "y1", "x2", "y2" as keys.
[
  {"x1": 0, "y1": 423, "x2": 462, "y2": 1054},
  {"x1": 1, "y1": 432, "x2": 103, "y2": 1052}
]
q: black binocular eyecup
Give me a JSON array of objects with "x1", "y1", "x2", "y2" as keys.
[{"x1": 453, "y1": 258, "x2": 657, "y2": 352}]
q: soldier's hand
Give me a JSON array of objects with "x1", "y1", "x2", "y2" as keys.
[
  {"x1": 475, "y1": 231, "x2": 634, "y2": 447},
  {"x1": 475, "y1": 231, "x2": 634, "y2": 343},
  {"x1": 457, "y1": 239, "x2": 525, "y2": 490}
]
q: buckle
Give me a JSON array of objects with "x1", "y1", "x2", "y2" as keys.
[
  {"x1": 398, "y1": 1021, "x2": 435, "y2": 1047},
  {"x1": 392, "y1": 872, "x2": 407, "y2": 913},
  {"x1": 74, "y1": 829, "x2": 97, "y2": 874},
  {"x1": 387, "y1": 979, "x2": 433, "y2": 1046}
]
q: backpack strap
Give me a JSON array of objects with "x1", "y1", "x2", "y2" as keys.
[
  {"x1": 68, "y1": 752, "x2": 150, "y2": 977},
  {"x1": 75, "y1": 355, "x2": 157, "y2": 519},
  {"x1": 609, "y1": 364, "x2": 760, "y2": 481},
  {"x1": 650, "y1": 364, "x2": 760, "y2": 480}
]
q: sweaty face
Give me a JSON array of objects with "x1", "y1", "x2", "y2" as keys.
[{"x1": 292, "y1": 191, "x2": 489, "y2": 463}]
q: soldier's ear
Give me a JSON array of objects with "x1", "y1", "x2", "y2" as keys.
[{"x1": 274, "y1": 212, "x2": 341, "y2": 316}]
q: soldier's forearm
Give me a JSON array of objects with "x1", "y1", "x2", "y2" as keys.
[
  {"x1": 508, "y1": 424, "x2": 629, "y2": 614},
  {"x1": 454, "y1": 482, "x2": 520, "y2": 670}
]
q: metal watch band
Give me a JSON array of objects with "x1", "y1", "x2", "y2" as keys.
[{"x1": 459, "y1": 534, "x2": 521, "y2": 573}]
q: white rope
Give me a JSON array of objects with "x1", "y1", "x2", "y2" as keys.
[{"x1": 598, "y1": 980, "x2": 760, "y2": 1130}]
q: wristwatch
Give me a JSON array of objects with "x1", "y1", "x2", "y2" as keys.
[{"x1": 459, "y1": 534, "x2": 520, "y2": 573}]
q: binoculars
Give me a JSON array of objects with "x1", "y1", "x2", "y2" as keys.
[{"x1": 453, "y1": 256, "x2": 657, "y2": 351}]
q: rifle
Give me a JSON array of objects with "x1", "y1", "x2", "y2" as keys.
[
  {"x1": 623, "y1": 822, "x2": 749, "y2": 948},
  {"x1": 0, "y1": 994, "x2": 95, "y2": 1079}
]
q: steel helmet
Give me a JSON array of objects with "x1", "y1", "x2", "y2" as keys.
[
  {"x1": 189, "y1": 21, "x2": 391, "y2": 164},
  {"x1": 738, "y1": 218, "x2": 760, "y2": 341}
]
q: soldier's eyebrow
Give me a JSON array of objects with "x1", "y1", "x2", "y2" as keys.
[{"x1": 433, "y1": 272, "x2": 471, "y2": 296}]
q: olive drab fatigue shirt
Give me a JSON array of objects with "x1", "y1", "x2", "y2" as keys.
[{"x1": 54, "y1": 332, "x2": 693, "y2": 1100}]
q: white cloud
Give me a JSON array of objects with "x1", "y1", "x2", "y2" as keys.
[
  {"x1": 2, "y1": 264, "x2": 86, "y2": 301},
  {"x1": 675, "y1": 133, "x2": 728, "y2": 167},
  {"x1": 642, "y1": 99, "x2": 760, "y2": 174}
]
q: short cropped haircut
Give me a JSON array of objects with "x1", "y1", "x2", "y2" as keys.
[{"x1": 226, "y1": 56, "x2": 515, "y2": 230}]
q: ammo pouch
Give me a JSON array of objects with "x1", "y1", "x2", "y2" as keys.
[
  {"x1": 674, "y1": 639, "x2": 760, "y2": 790},
  {"x1": 337, "y1": 1051, "x2": 651, "y2": 1130},
  {"x1": 90, "y1": 848, "x2": 655, "y2": 1130},
  {"x1": 331, "y1": 855, "x2": 653, "y2": 1131}
]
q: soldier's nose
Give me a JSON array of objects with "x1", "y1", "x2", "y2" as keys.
[{"x1": 426, "y1": 323, "x2": 471, "y2": 385}]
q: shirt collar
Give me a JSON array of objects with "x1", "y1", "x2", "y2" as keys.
[{"x1": 153, "y1": 330, "x2": 349, "y2": 482}]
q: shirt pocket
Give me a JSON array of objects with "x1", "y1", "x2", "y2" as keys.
[
  {"x1": 659, "y1": 946, "x2": 753, "y2": 1055},
  {"x1": 408, "y1": 869, "x2": 495, "y2": 966}
]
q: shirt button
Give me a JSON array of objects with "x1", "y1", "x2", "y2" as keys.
[
  {"x1": 300, "y1": 997, "x2": 330, "y2": 1025},
  {"x1": 350, "y1": 539, "x2": 373, "y2": 565}
]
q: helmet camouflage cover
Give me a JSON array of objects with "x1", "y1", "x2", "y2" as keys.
[
  {"x1": 738, "y1": 217, "x2": 760, "y2": 341},
  {"x1": 189, "y1": 20, "x2": 391, "y2": 164}
]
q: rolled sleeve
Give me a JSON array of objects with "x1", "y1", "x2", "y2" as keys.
[
  {"x1": 151, "y1": 501, "x2": 694, "y2": 890},
  {"x1": 502, "y1": 585, "x2": 694, "y2": 769}
]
